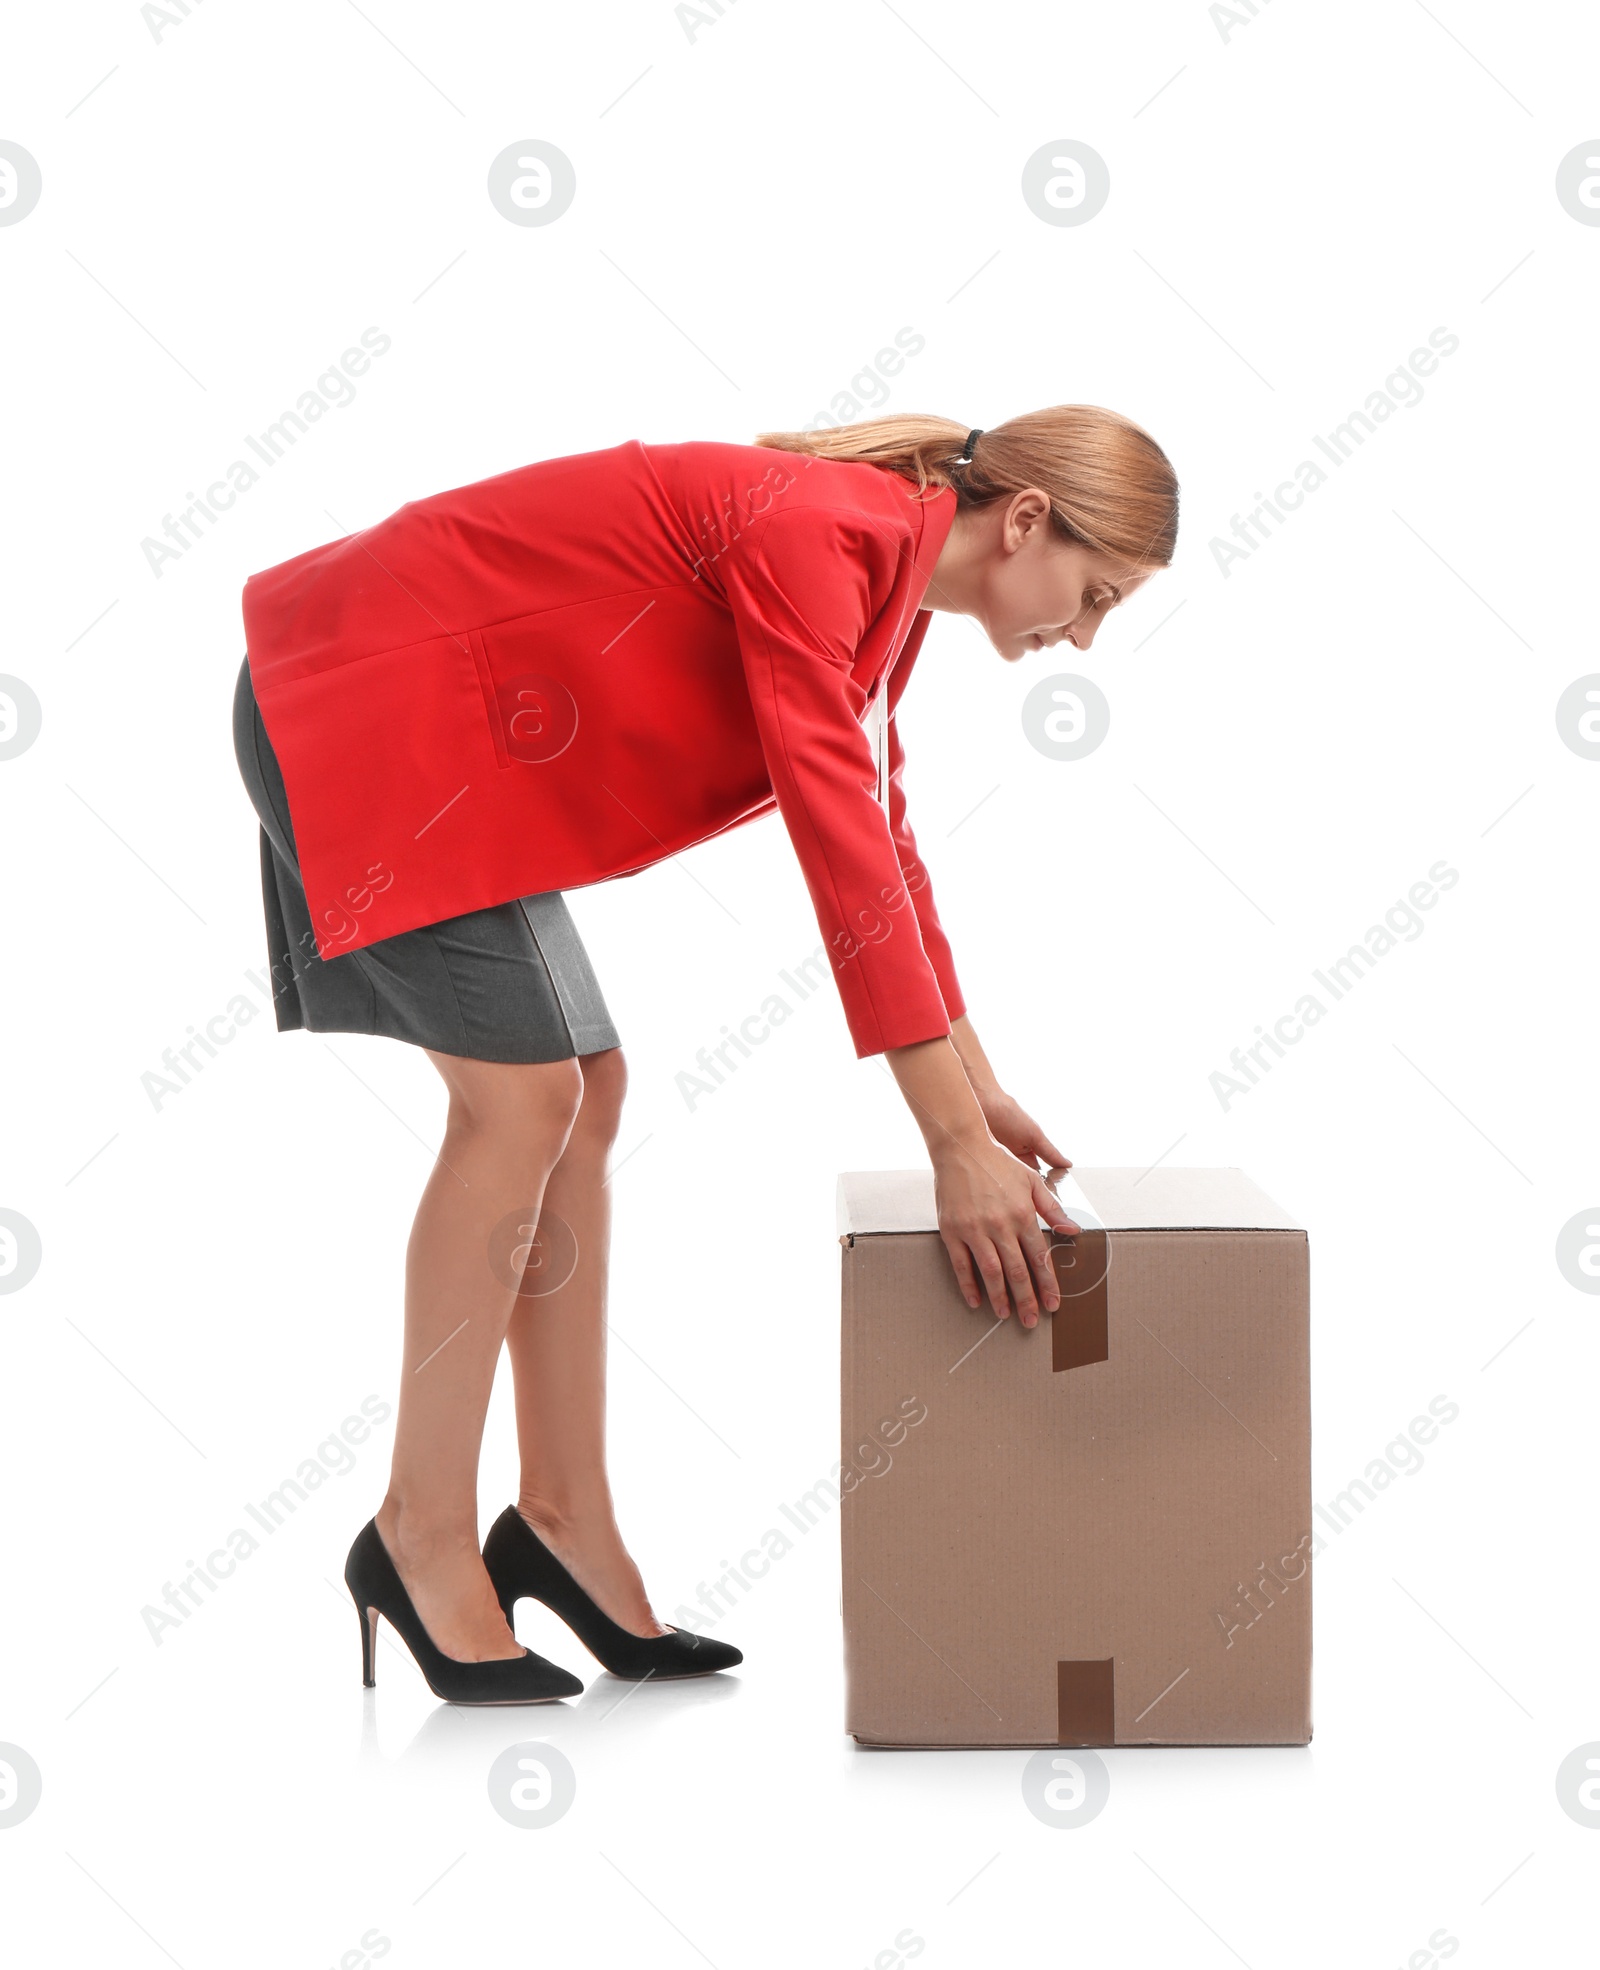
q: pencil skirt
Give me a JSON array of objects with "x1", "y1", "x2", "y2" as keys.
[{"x1": 231, "y1": 654, "x2": 621, "y2": 1063}]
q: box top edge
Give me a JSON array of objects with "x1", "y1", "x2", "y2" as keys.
[{"x1": 838, "y1": 1167, "x2": 1304, "y2": 1236}]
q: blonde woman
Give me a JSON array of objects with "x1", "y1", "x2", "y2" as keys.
[{"x1": 231, "y1": 410, "x2": 1179, "y2": 1702}]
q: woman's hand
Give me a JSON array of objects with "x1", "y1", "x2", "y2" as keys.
[
  {"x1": 884, "y1": 1028, "x2": 1080, "y2": 1329},
  {"x1": 945, "y1": 1014, "x2": 1072, "y2": 1176},
  {"x1": 929, "y1": 1132, "x2": 1079, "y2": 1328},
  {"x1": 970, "y1": 1084, "x2": 1071, "y2": 1175}
]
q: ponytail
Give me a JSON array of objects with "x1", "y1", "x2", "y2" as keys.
[{"x1": 753, "y1": 406, "x2": 1179, "y2": 571}]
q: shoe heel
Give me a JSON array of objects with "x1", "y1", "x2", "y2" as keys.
[
  {"x1": 342, "y1": 1518, "x2": 583, "y2": 1705},
  {"x1": 357, "y1": 1602, "x2": 378, "y2": 1687}
]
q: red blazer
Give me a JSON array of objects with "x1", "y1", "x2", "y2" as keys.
[{"x1": 241, "y1": 440, "x2": 963, "y2": 1056}]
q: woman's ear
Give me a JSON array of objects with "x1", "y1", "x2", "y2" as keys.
[{"x1": 1001, "y1": 487, "x2": 1055, "y2": 550}]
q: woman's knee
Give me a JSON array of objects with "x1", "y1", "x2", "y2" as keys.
[
  {"x1": 433, "y1": 1053, "x2": 585, "y2": 1153},
  {"x1": 574, "y1": 1046, "x2": 627, "y2": 1142}
]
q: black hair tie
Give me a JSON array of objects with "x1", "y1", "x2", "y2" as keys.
[{"x1": 957, "y1": 427, "x2": 984, "y2": 464}]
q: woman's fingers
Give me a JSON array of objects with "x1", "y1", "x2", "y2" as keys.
[
  {"x1": 972, "y1": 1238, "x2": 1012, "y2": 1321},
  {"x1": 1025, "y1": 1227, "x2": 1062, "y2": 1317},
  {"x1": 1003, "y1": 1110, "x2": 1072, "y2": 1172},
  {"x1": 947, "y1": 1230, "x2": 1017, "y2": 1324},
  {"x1": 1003, "y1": 1226, "x2": 1064, "y2": 1327},
  {"x1": 944, "y1": 1236, "x2": 983, "y2": 1312},
  {"x1": 1033, "y1": 1174, "x2": 1081, "y2": 1240},
  {"x1": 1000, "y1": 1240, "x2": 1041, "y2": 1326},
  {"x1": 949, "y1": 1233, "x2": 1008, "y2": 1321},
  {"x1": 952, "y1": 1226, "x2": 1062, "y2": 1328}
]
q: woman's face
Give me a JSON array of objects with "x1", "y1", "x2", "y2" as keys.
[{"x1": 962, "y1": 488, "x2": 1157, "y2": 661}]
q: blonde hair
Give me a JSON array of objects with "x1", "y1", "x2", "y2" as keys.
[{"x1": 753, "y1": 406, "x2": 1178, "y2": 571}]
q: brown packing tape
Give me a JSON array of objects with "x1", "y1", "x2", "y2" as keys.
[
  {"x1": 1057, "y1": 1659, "x2": 1116, "y2": 1744},
  {"x1": 1051, "y1": 1228, "x2": 1110, "y2": 1372}
]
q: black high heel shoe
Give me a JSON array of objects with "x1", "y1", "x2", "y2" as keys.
[
  {"x1": 482, "y1": 1505, "x2": 744, "y2": 1681},
  {"x1": 344, "y1": 1519, "x2": 584, "y2": 1705}
]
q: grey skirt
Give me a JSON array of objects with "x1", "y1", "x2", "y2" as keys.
[{"x1": 231, "y1": 656, "x2": 621, "y2": 1063}]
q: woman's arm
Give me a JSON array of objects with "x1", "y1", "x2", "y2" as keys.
[
  {"x1": 719, "y1": 504, "x2": 956, "y2": 1056},
  {"x1": 885, "y1": 1031, "x2": 1079, "y2": 1329},
  {"x1": 946, "y1": 1014, "x2": 1073, "y2": 1173}
]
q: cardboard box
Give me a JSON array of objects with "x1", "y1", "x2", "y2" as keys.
[{"x1": 838, "y1": 1166, "x2": 1311, "y2": 1748}]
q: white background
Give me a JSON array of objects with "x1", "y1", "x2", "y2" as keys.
[{"x1": 3, "y1": 0, "x2": 1597, "y2": 1962}]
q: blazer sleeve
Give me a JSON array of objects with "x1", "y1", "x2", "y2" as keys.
[
  {"x1": 719, "y1": 503, "x2": 954, "y2": 1057},
  {"x1": 884, "y1": 637, "x2": 966, "y2": 1024}
]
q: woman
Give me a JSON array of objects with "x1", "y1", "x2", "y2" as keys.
[{"x1": 231, "y1": 409, "x2": 1179, "y2": 1703}]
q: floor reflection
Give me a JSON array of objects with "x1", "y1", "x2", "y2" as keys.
[{"x1": 356, "y1": 1665, "x2": 743, "y2": 1773}]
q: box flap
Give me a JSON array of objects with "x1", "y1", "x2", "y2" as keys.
[{"x1": 837, "y1": 1165, "x2": 1302, "y2": 1237}]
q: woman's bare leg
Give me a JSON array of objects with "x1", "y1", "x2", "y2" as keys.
[
  {"x1": 373, "y1": 1051, "x2": 584, "y2": 1661},
  {"x1": 503, "y1": 1046, "x2": 668, "y2": 1639}
]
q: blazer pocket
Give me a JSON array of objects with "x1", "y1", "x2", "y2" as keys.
[
  {"x1": 467, "y1": 628, "x2": 510, "y2": 769},
  {"x1": 468, "y1": 623, "x2": 587, "y2": 769}
]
